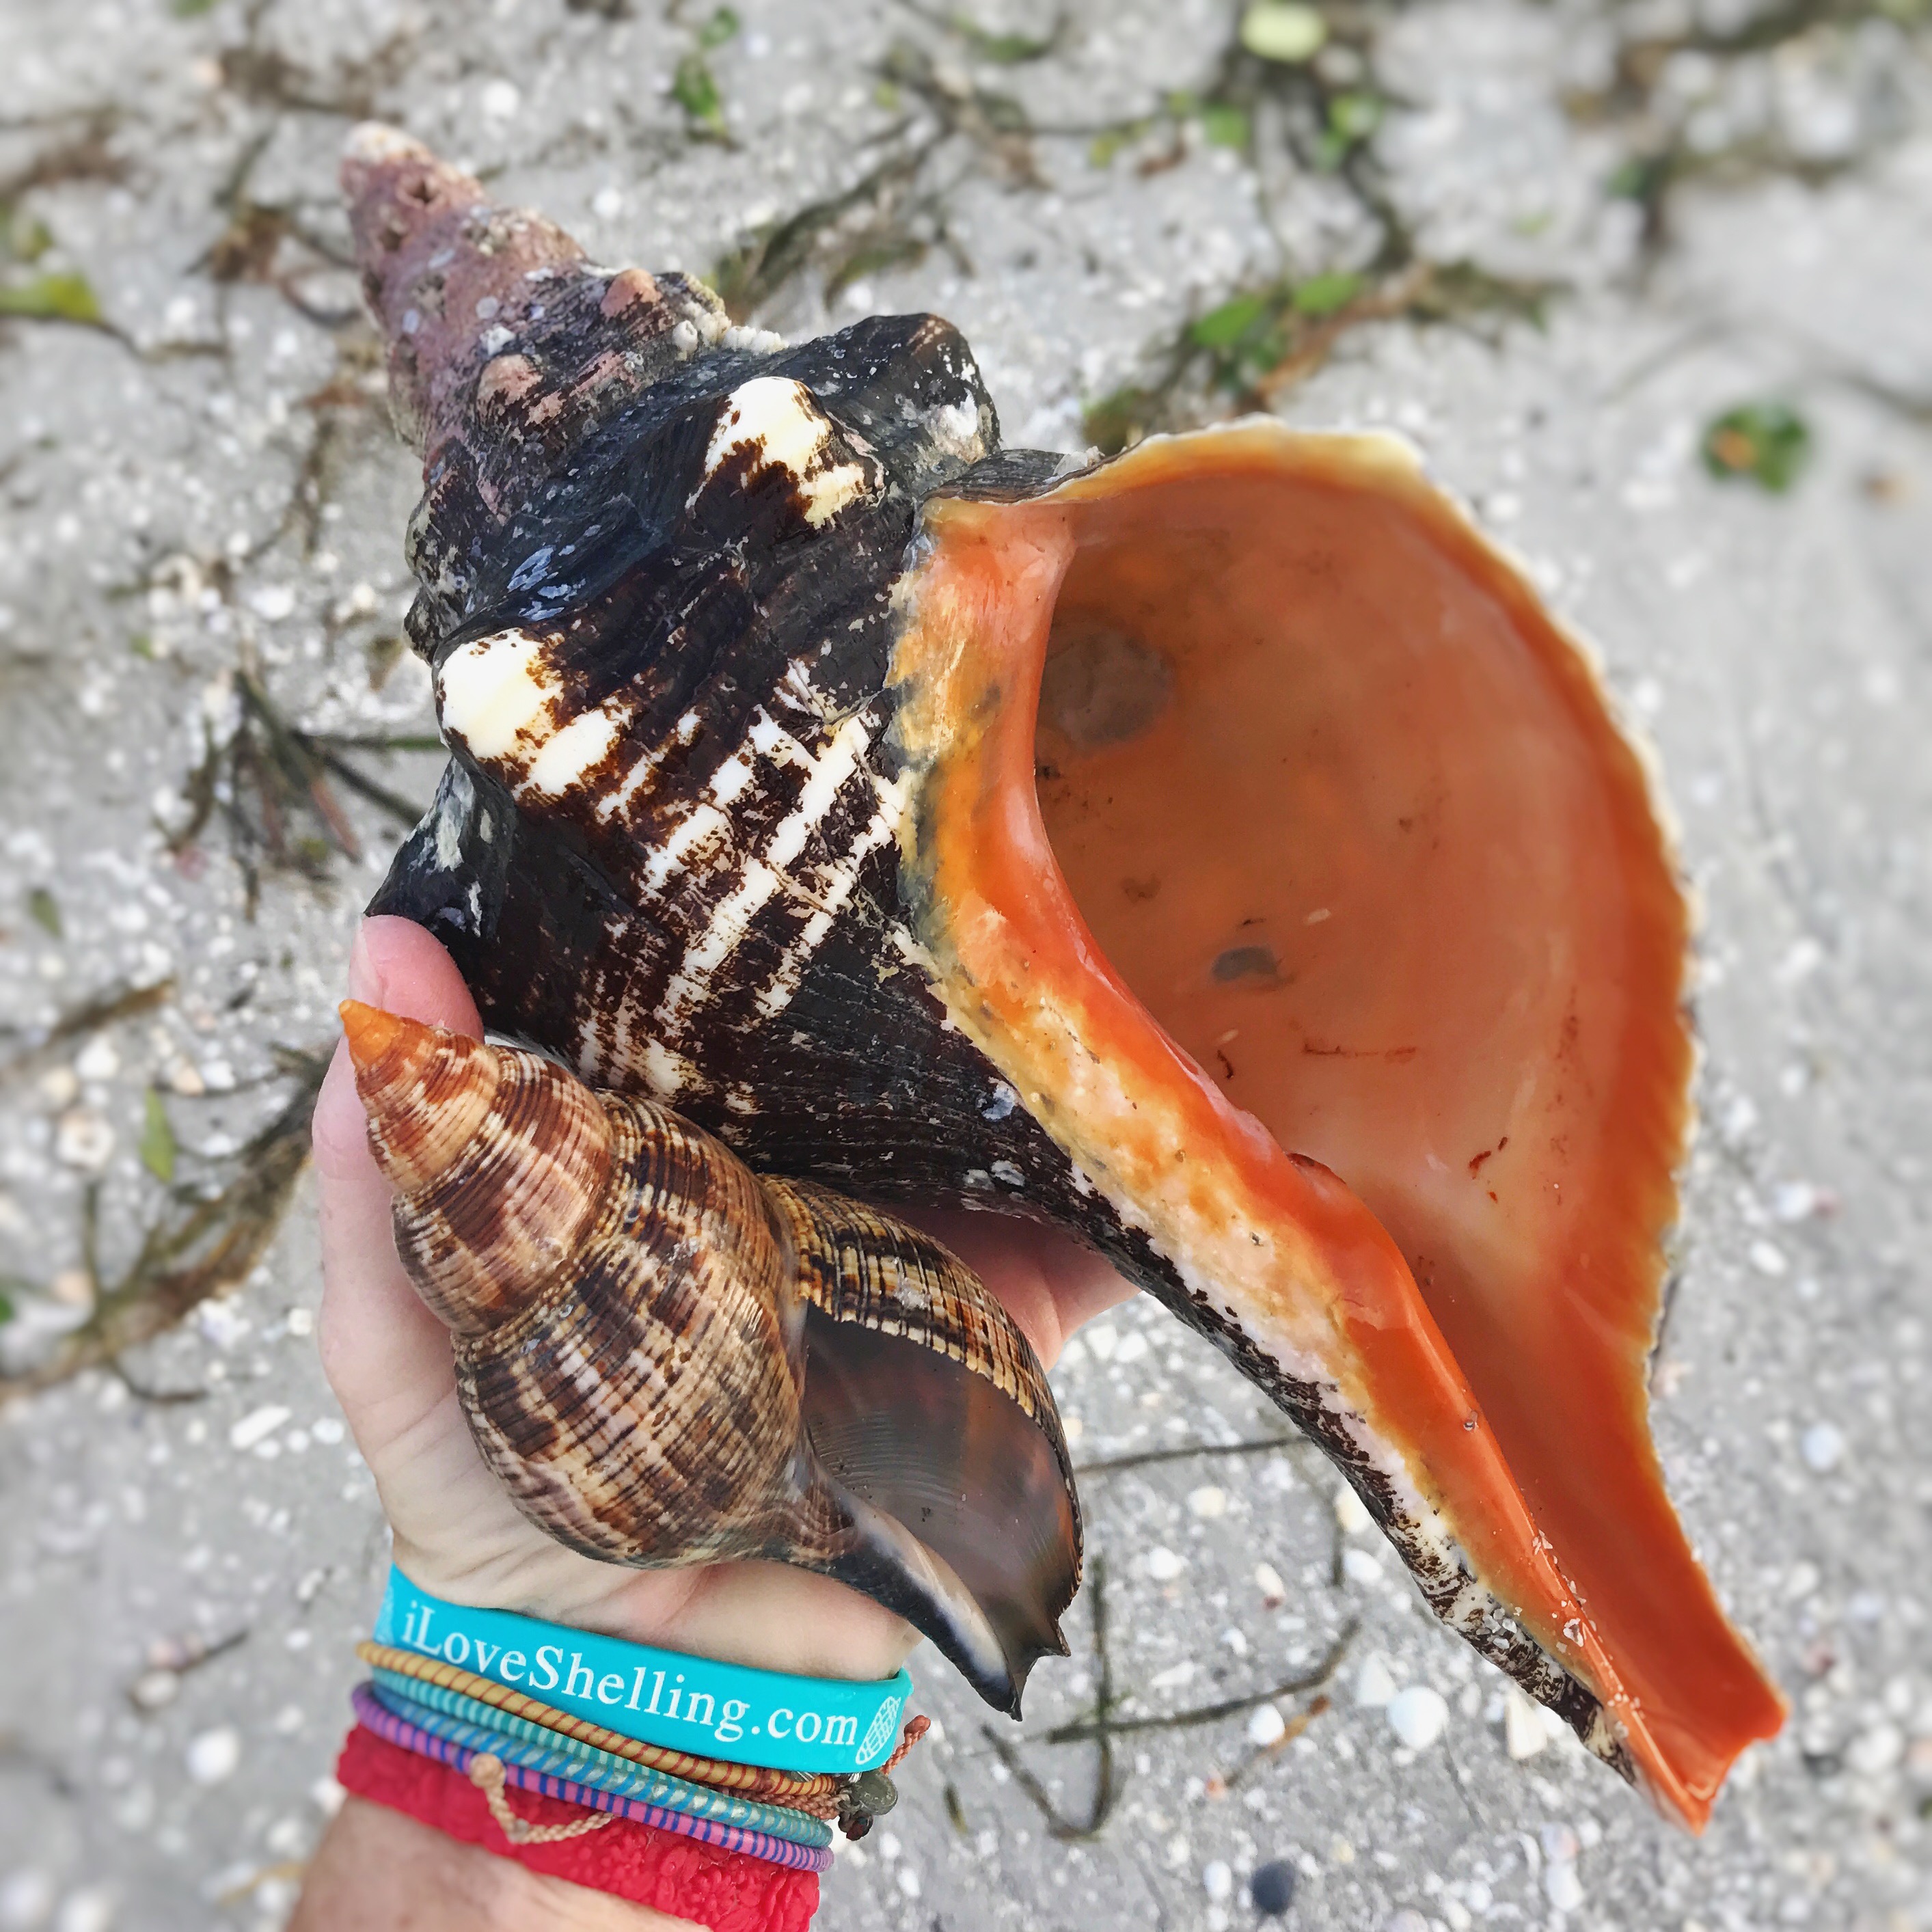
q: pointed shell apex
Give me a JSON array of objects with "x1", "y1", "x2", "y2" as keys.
[
  {"x1": 342, "y1": 121, "x2": 432, "y2": 167},
  {"x1": 339, "y1": 998, "x2": 411, "y2": 1074}
]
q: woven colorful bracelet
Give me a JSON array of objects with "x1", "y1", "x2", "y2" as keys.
[
  {"x1": 365, "y1": 1676, "x2": 834, "y2": 1848},
  {"x1": 358, "y1": 1641, "x2": 844, "y2": 1804},
  {"x1": 352, "y1": 1685, "x2": 835, "y2": 1872},
  {"x1": 336, "y1": 1723, "x2": 821, "y2": 1932}
]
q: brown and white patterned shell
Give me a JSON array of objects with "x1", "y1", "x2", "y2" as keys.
[{"x1": 342, "y1": 1001, "x2": 1080, "y2": 1712}]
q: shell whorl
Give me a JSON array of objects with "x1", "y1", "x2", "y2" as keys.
[
  {"x1": 342, "y1": 1001, "x2": 612, "y2": 1336},
  {"x1": 457, "y1": 1090, "x2": 807, "y2": 1568},
  {"x1": 342, "y1": 126, "x2": 1790, "y2": 1808}
]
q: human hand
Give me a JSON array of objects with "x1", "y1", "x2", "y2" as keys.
[{"x1": 312, "y1": 914, "x2": 1136, "y2": 1684}]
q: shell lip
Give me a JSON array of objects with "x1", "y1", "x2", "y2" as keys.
[
  {"x1": 811, "y1": 1483, "x2": 1039, "y2": 1718},
  {"x1": 783, "y1": 1197, "x2": 1084, "y2": 1719}
]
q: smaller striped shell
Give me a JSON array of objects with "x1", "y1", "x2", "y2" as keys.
[{"x1": 342, "y1": 1001, "x2": 1080, "y2": 1713}]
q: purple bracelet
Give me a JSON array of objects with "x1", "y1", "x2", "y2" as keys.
[{"x1": 351, "y1": 1683, "x2": 834, "y2": 1873}]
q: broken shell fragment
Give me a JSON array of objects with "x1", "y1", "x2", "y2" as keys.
[
  {"x1": 340, "y1": 1001, "x2": 1080, "y2": 1715},
  {"x1": 344, "y1": 125, "x2": 1786, "y2": 1825}
]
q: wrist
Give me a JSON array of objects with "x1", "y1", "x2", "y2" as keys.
[
  {"x1": 295, "y1": 1799, "x2": 694, "y2": 1932},
  {"x1": 588, "y1": 1560, "x2": 918, "y2": 1685},
  {"x1": 325, "y1": 1721, "x2": 828, "y2": 1929}
]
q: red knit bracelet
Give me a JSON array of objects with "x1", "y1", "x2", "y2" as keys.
[{"x1": 336, "y1": 1724, "x2": 821, "y2": 1931}]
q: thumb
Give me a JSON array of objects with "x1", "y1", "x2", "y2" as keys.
[{"x1": 314, "y1": 915, "x2": 485, "y2": 1430}]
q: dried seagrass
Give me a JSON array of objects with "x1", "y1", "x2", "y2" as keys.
[
  {"x1": 342, "y1": 1001, "x2": 1079, "y2": 1713},
  {"x1": 340, "y1": 124, "x2": 1785, "y2": 1825}
]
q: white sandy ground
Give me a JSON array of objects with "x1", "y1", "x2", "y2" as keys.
[{"x1": 0, "y1": 1, "x2": 1929, "y2": 1928}]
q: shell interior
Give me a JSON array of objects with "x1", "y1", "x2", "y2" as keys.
[{"x1": 889, "y1": 428, "x2": 1786, "y2": 1821}]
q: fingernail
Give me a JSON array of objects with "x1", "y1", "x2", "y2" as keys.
[{"x1": 346, "y1": 921, "x2": 381, "y2": 1006}]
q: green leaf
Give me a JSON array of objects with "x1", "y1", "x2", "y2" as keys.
[
  {"x1": 0, "y1": 1288, "x2": 14, "y2": 1324},
  {"x1": 1702, "y1": 402, "x2": 1812, "y2": 493},
  {"x1": 1326, "y1": 92, "x2": 1382, "y2": 141},
  {"x1": 953, "y1": 14, "x2": 1058, "y2": 64},
  {"x1": 698, "y1": 5, "x2": 739, "y2": 47},
  {"x1": 141, "y1": 1087, "x2": 177, "y2": 1184},
  {"x1": 1607, "y1": 156, "x2": 1665, "y2": 202},
  {"x1": 1, "y1": 204, "x2": 54, "y2": 265},
  {"x1": 172, "y1": 0, "x2": 220, "y2": 14},
  {"x1": 1239, "y1": 1, "x2": 1327, "y2": 64},
  {"x1": 1199, "y1": 104, "x2": 1251, "y2": 150},
  {"x1": 1083, "y1": 387, "x2": 1158, "y2": 459},
  {"x1": 1189, "y1": 291, "x2": 1274, "y2": 351},
  {"x1": 1292, "y1": 270, "x2": 1363, "y2": 317},
  {"x1": 1218, "y1": 335, "x2": 1283, "y2": 391},
  {"x1": 0, "y1": 271, "x2": 103, "y2": 325},
  {"x1": 27, "y1": 886, "x2": 62, "y2": 938},
  {"x1": 672, "y1": 53, "x2": 726, "y2": 133}
]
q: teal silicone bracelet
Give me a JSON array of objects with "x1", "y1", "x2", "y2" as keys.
[{"x1": 373, "y1": 1566, "x2": 911, "y2": 1776}]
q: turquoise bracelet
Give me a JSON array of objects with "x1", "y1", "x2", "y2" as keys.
[
  {"x1": 373, "y1": 1566, "x2": 911, "y2": 1776},
  {"x1": 366, "y1": 1676, "x2": 834, "y2": 1849}
]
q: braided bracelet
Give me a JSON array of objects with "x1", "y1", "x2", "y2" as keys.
[
  {"x1": 352, "y1": 1685, "x2": 834, "y2": 1873},
  {"x1": 365, "y1": 1676, "x2": 834, "y2": 1848},
  {"x1": 359, "y1": 1642, "x2": 843, "y2": 1804},
  {"x1": 335, "y1": 1725, "x2": 821, "y2": 1932}
]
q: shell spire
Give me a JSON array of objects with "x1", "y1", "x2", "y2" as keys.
[
  {"x1": 341, "y1": 1003, "x2": 1082, "y2": 1715},
  {"x1": 339, "y1": 125, "x2": 750, "y2": 661},
  {"x1": 341, "y1": 1000, "x2": 612, "y2": 1335}
]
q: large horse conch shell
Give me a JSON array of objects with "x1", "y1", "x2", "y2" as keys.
[
  {"x1": 340, "y1": 1000, "x2": 1080, "y2": 1713},
  {"x1": 342, "y1": 125, "x2": 1785, "y2": 1826}
]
